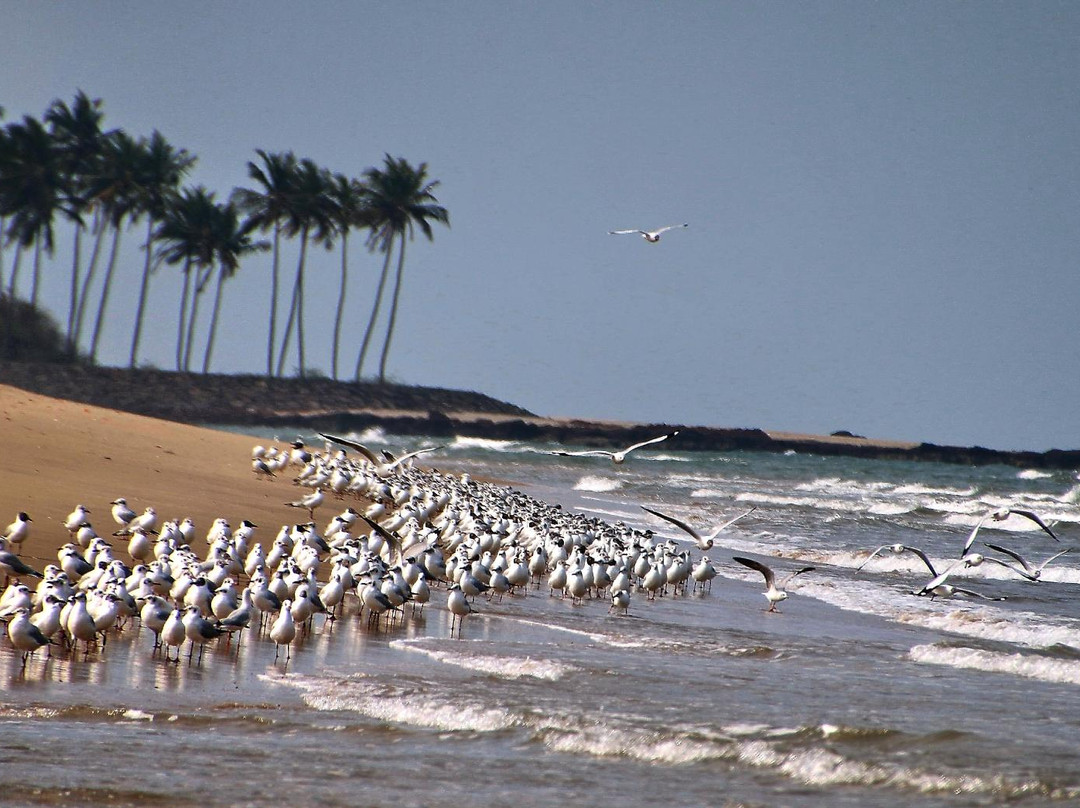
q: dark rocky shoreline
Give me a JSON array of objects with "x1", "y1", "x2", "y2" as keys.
[{"x1": 1, "y1": 360, "x2": 1077, "y2": 470}]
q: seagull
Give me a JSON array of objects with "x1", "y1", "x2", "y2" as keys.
[
  {"x1": 64, "y1": 505, "x2": 91, "y2": 535},
  {"x1": 252, "y1": 457, "x2": 276, "y2": 479},
  {"x1": 551, "y1": 430, "x2": 680, "y2": 464},
  {"x1": 961, "y1": 507, "x2": 1058, "y2": 556},
  {"x1": 2, "y1": 512, "x2": 32, "y2": 553},
  {"x1": 609, "y1": 588, "x2": 631, "y2": 615},
  {"x1": 447, "y1": 583, "x2": 474, "y2": 634},
  {"x1": 7, "y1": 607, "x2": 51, "y2": 665},
  {"x1": 609, "y1": 223, "x2": 688, "y2": 243},
  {"x1": 904, "y1": 547, "x2": 1005, "y2": 601},
  {"x1": 286, "y1": 488, "x2": 325, "y2": 521},
  {"x1": 981, "y1": 542, "x2": 1073, "y2": 582},
  {"x1": 641, "y1": 505, "x2": 757, "y2": 551},
  {"x1": 732, "y1": 556, "x2": 814, "y2": 612},
  {"x1": 0, "y1": 540, "x2": 44, "y2": 585},
  {"x1": 318, "y1": 433, "x2": 442, "y2": 476},
  {"x1": 110, "y1": 498, "x2": 137, "y2": 534}
]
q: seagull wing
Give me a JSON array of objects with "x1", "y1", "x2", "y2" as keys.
[
  {"x1": 624, "y1": 430, "x2": 680, "y2": 455},
  {"x1": 949, "y1": 586, "x2": 1007, "y2": 601},
  {"x1": 641, "y1": 506, "x2": 703, "y2": 544},
  {"x1": 855, "y1": 545, "x2": 892, "y2": 572},
  {"x1": 1036, "y1": 547, "x2": 1073, "y2": 572},
  {"x1": 608, "y1": 229, "x2": 643, "y2": 235},
  {"x1": 919, "y1": 560, "x2": 963, "y2": 593},
  {"x1": 780, "y1": 566, "x2": 816, "y2": 587},
  {"x1": 1009, "y1": 509, "x2": 1060, "y2": 542},
  {"x1": 706, "y1": 507, "x2": 758, "y2": 540},
  {"x1": 386, "y1": 445, "x2": 443, "y2": 470},
  {"x1": 318, "y1": 433, "x2": 381, "y2": 465},
  {"x1": 654, "y1": 223, "x2": 689, "y2": 235},
  {"x1": 979, "y1": 555, "x2": 1034, "y2": 580},
  {"x1": 962, "y1": 511, "x2": 995, "y2": 556},
  {"x1": 903, "y1": 545, "x2": 938, "y2": 577},
  {"x1": 358, "y1": 514, "x2": 403, "y2": 564},
  {"x1": 982, "y1": 542, "x2": 1033, "y2": 574},
  {"x1": 550, "y1": 449, "x2": 613, "y2": 458},
  {"x1": 732, "y1": 556, "x2": 775, "y2": 588}
]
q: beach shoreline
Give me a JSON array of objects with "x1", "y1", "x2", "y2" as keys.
[{"x1": 1, "y1": 362, "x2": 1076, "y2": 469}]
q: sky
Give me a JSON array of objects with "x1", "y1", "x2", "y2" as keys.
[{"x1": 2, "y1": 2, "x2": 1078, "y2": 452}]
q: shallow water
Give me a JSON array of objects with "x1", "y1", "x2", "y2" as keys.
[{"x1": 2, "y1": 430, "x2": 1079, "y2": 807}]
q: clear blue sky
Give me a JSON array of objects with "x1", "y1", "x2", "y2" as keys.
[{"x1": 3, "y1": 2, "x2": 1078, "y2": 451}]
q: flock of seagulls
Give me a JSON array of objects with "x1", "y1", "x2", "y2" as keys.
[
  {"x1": 0, "y1": 426, "x2": 1068, "y2": 670},
  {"x1": 857, "y1": 506, "x2": 1067, "y2": 600}
]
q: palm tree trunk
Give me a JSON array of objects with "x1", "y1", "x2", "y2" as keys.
[
  {"x1": 296, "y1": 230, "x2": 308, "y2": 378},
  {"x1": 89, "y1": 223, "x2": 124, "y2": 364},
  {"x1": 266, "y1": 223, "x2": 281, "y2": 378},
  {"x1": 275, "y1": 267, "x2": 300, "y2": 377},
  {"x1": 275, "y1": 228, "x2": 308, "y2": 378},
  {"x1": 128, "y1": 218, "x2": 156, "y2": 367},
  {"x1": 7, "y1": 241, "x2": 23, "y2": 298},
  {"x1": 331, "y1": 232, "x2": 349, "y2": 380},
  {"x1": 73, "y1": 210, "x2": 106, "y2": 351},
  {"x1": 66, "y1": 222, "x2": 84, "y2": 353},
  {"x1": 183, "y1": 265, "x2": 213, "y2": 372},
  {"x1": 377, "y1": 235, "x2": 408, "y2": 383},
  {"x1": 354, "y1": 235, "x2": 394, "y2": 381},
  {"x1": 202, "y1": 267, "x2": 227, "y2": 373},
  {"x1": 0, "y1": 216, "x2": 6, "y2": 293},
  {"x1": 30, "y1": 239, "x2": 42, "y2": 308},
  {"x1": 176, "y1": 258, "x2": 192, "y2": 371}
]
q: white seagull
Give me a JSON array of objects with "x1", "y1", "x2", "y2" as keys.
[
  {"x1": 318, "y1": 432, "x2": 442, "y2": 476},
  {"x1": 961, "y1": 507, "x2": 1058, "y2": 556},
  {"x1": 733, "y1": 556, "x2": 814, "y2": 613},
  {"x1": 641, "y1": 505, "x2": 757, "y2": 551},
  {"x1": 551, "y1": 430, "x2": 679, "y2": 464},
  {"x1": 609, "y1": 223, "x2": 688, "y2": 243},
  {"x1": 2, "y1": 512, "x2": 32, "y2": 552},
  {"x1": 981, "y1": 542, "x2": 1073, "y2": 582}
]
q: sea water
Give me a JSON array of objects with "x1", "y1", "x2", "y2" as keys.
[{"x1": 1, "y1": 429, "x2": 1079, "y2": 807}]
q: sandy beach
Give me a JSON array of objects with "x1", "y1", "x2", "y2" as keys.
[{"x1": 0, "y1": 383, "x2": 302, "y2": 568}]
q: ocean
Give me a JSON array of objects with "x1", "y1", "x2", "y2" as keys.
[{"x1": 2, "y1": 427, "x2": 1080, "y2": 807}]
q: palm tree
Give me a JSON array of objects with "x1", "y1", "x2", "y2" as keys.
[
  {"x1": 85, "y1": 130, "x2": 147, "y2": 364},
  {"x1": 0, "y1": 115, "x2": 78, "y2": 306},
  {"x1": 232, "y1": 150, "x2": 299, "y2": 377},
  {"x1": 273, "y1": 158, "x2": 334, "y2": 378},
  {"x1": 154, "y1": 186, "x2": 220, "y2": 371},
  {"x1": 327, "y1": 172, "x2": 370, "y2": 380},
  {"x1": 353, "y1": 155, "x2": 449, "y2": 383},
  {"x1": 201, "y1": 200, "x2": 267, "y2": 372},
  {"x1": 128, "y1": 130, "x2": 195, "y2": 367},
  {"x1": 44, "y1": 90, "x2": 110, "y2": 352}
]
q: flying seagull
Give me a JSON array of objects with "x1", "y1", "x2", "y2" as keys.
[
  {"x1": 641, "y1": 505, "x2": 757, "y2": 551},
  {"x1": 981, "y1": 542, "x2": 1073, "y2": 582},
  {"x1": 732, "y1": 556, "x2": 814, "y2": 612},
  {"x1": 961, "y1": 507, "x2": 1058, "y2": 557},
  {"x1": 608, "y1": 223, "x2": 688, "y2": 243},
  {"x1": 550, "y1": 430, "x2": 679, "y2": 464},
  {"x1": 318, "y1": 432, "x2": 441, "y2": 475}
]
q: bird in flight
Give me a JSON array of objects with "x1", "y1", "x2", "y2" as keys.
[
  {"x1": 961, "y1": 507, "x2": 1059, "y2": 557},
  {"x1": 641, "y1": 505, "x2": 757, "y2": 551},
  {"x1": 732, "y1": 556, "x2": 814, "y2": 613},
  {"x1": 550, "y1": 430, "x2": 679, "y2": 464},
  {"x1": 608, "y1": 223, "x2": 688, "y2": 243}
]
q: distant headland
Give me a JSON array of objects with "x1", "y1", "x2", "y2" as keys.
[{"x1": 1, "y1": 361, "x2": 1076, "y2": 470}]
